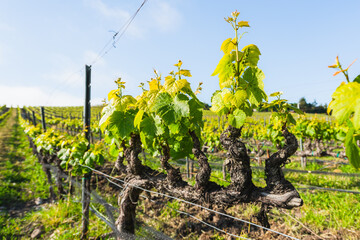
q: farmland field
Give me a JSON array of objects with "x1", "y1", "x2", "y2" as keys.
[
  {"x1": 1, "y1": 4, "x2": 360, "y2": 240},
  {"x1": 0, "y1": 106, "x2": 359, "y2": 239}
]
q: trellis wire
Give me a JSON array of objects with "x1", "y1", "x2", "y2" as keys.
[
  {"x1": 80, "y1": 164, "x2": 300, "y2": 240},
  {"x1": 102, "y1": 175, "x2": 250, "y2": 240}
]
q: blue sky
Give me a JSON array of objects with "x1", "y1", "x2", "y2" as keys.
[{"x1": 0, "y1": 0, "x2": 359, "y2": 107}]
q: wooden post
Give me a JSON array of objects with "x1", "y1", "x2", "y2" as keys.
[
  {"x1": 222, "y1": 162, "x2": 226, "y2": 180},
  {"x1": 32, "y1": 111, "x2": 36, "y2": 126},
  {"x1": 81, "y1": 65, "x2": 92, "y2": 240},
  {"x1": 41, "y1": 107, "x2": 46, "y2": 132},
  {"x1": 186, "y1": 157, "x2": 190, "y2": 179},
  {"x1": 300, "y1": 138, "x2": 306, "y2": 168},
  {"x1": 190, "y1": 160, "x2": 194, "y2": 178}
]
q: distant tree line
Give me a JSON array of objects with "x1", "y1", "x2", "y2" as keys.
[
  {"x1": 204, "y1": 97, "x2": 328, "y2": 114},
  {"x1": 298, "y1": 97, "x2": 327, "y2": 114}
]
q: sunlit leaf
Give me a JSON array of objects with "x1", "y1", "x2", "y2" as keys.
[
  {"x1": 353, "y1": 74, "x2": 360, "y2": 83},
  {"x1": 107, "y1": 89, "x2": 119, "y2": 101},
  {"x1": 328, "y1": 82, "x2": 360, "y2": 130},
  {"x1": 242, "y1": 44, "x2": 261, "y2": 67},
  {"x1": 149, "y1": 79, "x2": 160, "y2": 91},
  {"x1": 238, "y1": 21, "x2": 250, "y2": 27},
  {"x1": 269, "y1": 91, "x2": 283, "y2": 97},
  {"x1": 174, "y1": 60, "x2": 183, "y2": 67},
  {"x1": 243, "y1": 67, "x2": 267, "y2": 106},
  {"x1": 179, "y1": 69, "x2": 192, "y2": 77},
  {"x1": 210, "y1": 90, "x2": 229, "y2": 116},
  {"x1": 228, "y1": 109, "x2": 246, "y2": 128},
  {"x1": 151, "y1": 92, "x2": 176, "y2": 125},
  {"x1": 220, "y1": 38, "x2": 236, "y2": 54},
  {"x1": 134, "y1": 109, "x2": 144, "y2": 129},
  {"x1": 345, "y1": 121, "x2": 360, "y2": 169}
]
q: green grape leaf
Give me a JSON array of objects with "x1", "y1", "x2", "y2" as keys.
[
  {"x1": 134, "y1": 109, "x2": 144, "y2": 129},
  {"x1": 173, "y1": 93, "x2": 190, "y2": 119},
  {"x1": 242, "y1": 44, "x2": 261, "y2": 67},
  {"x1": 222, "y1": 90, "x2": 234, "y2": 108},
  {"x1": 210, "y1": 90, "x2": 229, "y2": 116},
  {"x1": 233, "y1": 89, "x2": 247, "y2": 107},
  {"x1": 164, "y1": 76, "x2": 191, "y2": 97},
  {"x1": 328, "y1": 82, "x2": 360, "y2": 130},
  {"x1": 189, "y1": 98, "x2": 204, "y2": 128},
  {"x1": 243, "y1": 67, "x2": 267, "y2": 106},
  {"x1": 269, "y1": 91, "x2": 282, "y2": 97},
  {"x1": 149, "y1": 79, "x2": 160, "y2": 91},
  {"x1": 345, "y1": 121, "x2": 360, "y2": 169},
  {"x1": 154, "y1": 115, "x2": 165, "y2": 136},
  {"x1": 151, "y1": 92, "x2": 176, "y2": 125},
  {"x1": 169, "y1": 135, "x2": 193, "y2": 160},
  {"x1": 107, "y1": 110, "x2": 135, "y2": 139},
  {"x1": 288, "y1": 105, "x2": 304, "y2": 115},
  {"x1": 99, "y1": 99, "x2": 117, "y2": 131},
  {"x1": 238, "y1": 21, "x2": 250, "y2": 27},
  {"x1": 212, "y1": 52, "x2": 237, "y2": 89},
  {"x1": 228, "y1": 109, "x2": 246, "y2": 128},
  {"x1": 222, "y1": 89, "x2": 247, "y2": 108},
  {"x1": 179, "y1": 69, "x2": 192, "y2": 77},
  {"x1": 286, "y1": 113, "x2": 296, "y2": 125},
  {"x1": 353, "y1": 74, "x2": 360, "y2": 83},
  {"x1": 168, "y1": 123, "x2": 180, "y2": 135},
  {"x1": 118, "y1": 95, "x2": 137, "y2": 110},
  {"x1": 109, "y1": 143, "x2": 120, "y2": 157},
  {"x1": 140, "y1": 116, "x2": 157, "y2": 138},
  {"x1": 220, "y1": 38, "x2": 236, "y2": 54}
]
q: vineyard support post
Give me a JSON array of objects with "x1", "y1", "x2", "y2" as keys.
[
  {"x1": 190, "y1": 159, "x2": 194, "y2": 178},
  {"x1": 32, "y1": 111, "x2": 36, "y2": 126},
  {"x1": 41, "y1": 107, "x2": 46, "y2": 132},
  {"x1": 186, "y1": 157, "x2": 190, "y2": 179},
  {"x1": 300, "y1": 138, "x2": 306, "y2": 168},
  {"x1": 222, "y1": 162, "x2": 226, "y2": 180},
  {"x1": 81, "y1": 64, "x2": 92, "y2": 240}
]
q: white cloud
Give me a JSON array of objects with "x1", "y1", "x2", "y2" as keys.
[
  {"x1": 0, "y1": 85, "x2": 83, "y2": 107},
  {"x1": 149, "y1": 0, "x2": 182, "y2": 32}
]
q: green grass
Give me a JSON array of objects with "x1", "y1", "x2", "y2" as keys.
[
  {"x1": 0, "y1": 111, "x2": 111, "y2": 239},
  {"x1": 0, "y1": 111, "x2": 49, "y2": 208}
]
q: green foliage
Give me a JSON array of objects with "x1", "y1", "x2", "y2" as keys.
[
  {"x1": 260, "y1": 92, "x2": 303, "y2": 147},
  {"x1": 135, "y1": 62, "x2": 203, "y2": 160},
  {"x1": 58, "y1": 137, "x2": 105, "y2": 175},
  {"x1": 328, "y1": 56, "x2": 360, "y2": 168},
  {"x1": 328, "y1": 82, "x2": 360, "y2": 130},
  {"x1": 100, "y1": 62, "x2": 204, "y2": 161},
  {"x1": 345, "y1": 120, "x2": 360, "y2": 169},
  {"x1": 210, "y1": 11, "x2": 267, "y2": 128}
]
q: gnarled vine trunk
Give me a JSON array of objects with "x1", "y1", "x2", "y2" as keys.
[
  {"x1": 115, "y1": 177, "x2": 152, "y2": 239},
  {"x1": 115, "y1": 125, "x2": 303, "y2": 236},
  {"x1": 160, "y1": 143, "x2": 186, "y2": 187},
  {"x1": 220, "y1": 125, "x2": 255, "y2": 198},
  {"x1": 189, "y1": 130, "x2": 212, "y2": 192}
]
